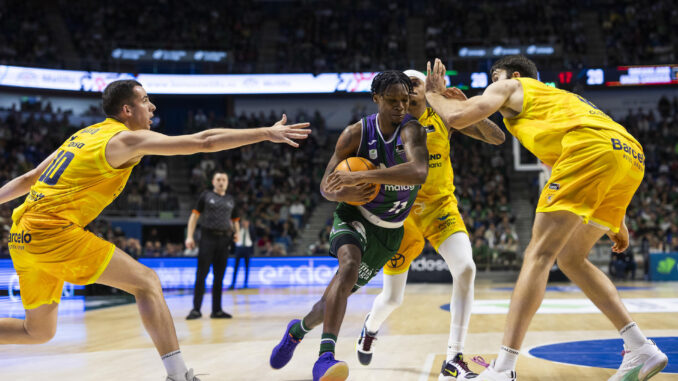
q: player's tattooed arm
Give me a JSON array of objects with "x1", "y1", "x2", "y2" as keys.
[
  {"x1": 320, "y1": 122, "x2": 377, "y2": 203},
  {"x1": 0, "y1": 150, "x2": 57, "y2": 205},
  {"x1": 326, "y1": 120, "x2": 428, "y2": 191}
]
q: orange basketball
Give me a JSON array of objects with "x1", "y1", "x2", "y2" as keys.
[{"x1": 334, "y1": 157, "x2": 380, "y2": 206}]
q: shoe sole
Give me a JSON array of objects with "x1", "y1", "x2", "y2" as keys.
[
  {"x1": 319, "y1": 362, "x2": 349, "y2": 381},
  {"x1": 640, "y1": 352, "x2": 668, "y2": 381},
  {"x1": 355, "y1": 338, "x2": 373, "y2": 366}
]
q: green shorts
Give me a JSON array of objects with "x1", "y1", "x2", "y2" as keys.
[{"x1": 329, "y1": 203, "x2": 404, "y2": 290}]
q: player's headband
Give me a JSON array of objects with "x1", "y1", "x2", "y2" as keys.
[{"x1": 403, "y1": 70, "x2": 427, "y2": 83}]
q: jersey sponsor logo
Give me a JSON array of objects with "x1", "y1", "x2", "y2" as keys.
[
  {"x1": 80, "y1": 127, "x2": 101, "y2": 135},
  {"x1": 611, "y1": 138, "x2": 645, "y2": 166},
  {"x1": 8, "y1": 230, "x2": 31, "y2": 244},
  {"x1": 27, "y1": 189, "x2": 45, "y2": 201},
  {"x1": 428, "y1": 153, "x2": 443, "y2": 168},
  {"x1": 67, "y1": 141, "x2": 85, "y2": 149},
  {"x1": 357, "y1": 262, "x2": 378, "y2": 282},
  {"x1": 437, "y1": 215, "x2": 458, "y2": 230},
  {"x1": 384, "y1": 184, "x2": 415, "y2": 192},
  {"x1": 548, "y1": 183, "x2": 560, "y2": 190},
  {"x1": 437, "y1": 213, "x2": 450, "y2": 221},
  {"x1": 389, "y1": 253, "x2": 405, "y2": 268}
]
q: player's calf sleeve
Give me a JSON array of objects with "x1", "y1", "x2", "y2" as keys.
[
  {"x1": 438, "y1": 232, "x2": 475, "y2": 357},
  {"x1": 365, "y1": 271, "x2": 408, "y2": 333}
]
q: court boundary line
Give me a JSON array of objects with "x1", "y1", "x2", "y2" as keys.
[{"x1": 419, "y1": 352, "x2": 437, "y2": 381}]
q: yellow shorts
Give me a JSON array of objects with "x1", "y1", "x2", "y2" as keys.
[
  {"x1": 537, "y1": 128, "x2": 644, "y2": 233},
  {"x1": 384, "y1": 196, "x2": 467, "y2": 275},
  {"x1": 8, "y1": 214, "x2": 115, "y2": 309}
]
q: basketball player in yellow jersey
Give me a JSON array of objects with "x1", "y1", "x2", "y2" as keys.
[
  {"x1": 0, "y1": 80, "x2": 310, "y2": 381},
  {"x1": 356, "y1": 70, "x2": 505, "y2": 381},
  {"x1": 425, "y1": 56, "x2": 668, "y2": 381}
]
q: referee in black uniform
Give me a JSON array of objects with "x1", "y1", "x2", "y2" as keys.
[{"x1": 185, "y1": 170, "x2": 239, "y2": 319}]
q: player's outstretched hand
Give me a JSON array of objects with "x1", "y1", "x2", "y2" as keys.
[
  {"x1": 334, "y1": 183, "x2": 378, "y2": 204},
  {"x1": 607, "y1": 220, "x2": 629, "y2": 253},
  {"x1": 425, "y1": 58, "x2": 447, "y2": 95},
  {"x1": 443, "y1": 87, "x2": 468, "y2": 101},
  {"x1": 326, "y1": 170, "x2": 363, "y2": 192},
  {"x1": 268, "y1": 114, "x2": 311, "y2": 147}
]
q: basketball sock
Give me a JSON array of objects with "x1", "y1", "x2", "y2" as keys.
[
  {"x1": 494, "y1": 345, "x2": 519, "y2": 372},
  {"x1": 290, "y1": 318, "x2": 311, "y2": 340},
  {"x1": 161, "y1": 350, "x2": 189, "y2": 379},
  {"x1": 438, "y1": 233, "x2": 475, "y2": 362},
  {"x1": 319, "y1": 333, "x2": 337, "y2": 355},
  {"x1": 365, "y1": 271, "x2": 408, "y2": 333},
  {"x1": 620, "y1": 321, "x2": 648, "y2": 350},
  {"x1": 446, "y1": 336, "x2": 465, "y2": 362}
]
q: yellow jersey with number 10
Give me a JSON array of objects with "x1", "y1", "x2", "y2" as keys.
[
  {"x1": 12, "y1": 118, "x2": 137, "y2": 227},
  {"x1": 503, "y1": 77, "x2": 641, "y2": 167},
  {"x1": 415, "y1": 107, "x2": 457, "y2": 204}
]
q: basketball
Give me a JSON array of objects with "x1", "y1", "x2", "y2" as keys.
[{"x1": 334, "y1": 157, "x2": 380, "y2": 206}]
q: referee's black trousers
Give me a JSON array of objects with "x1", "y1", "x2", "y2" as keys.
[{"x1": 193, "y1": 230, "x2": 232, "y2": 313}]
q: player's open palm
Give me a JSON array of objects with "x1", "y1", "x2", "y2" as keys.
[
  {"x1": 268, "y1": 114, "x2": 311, "y2": 147},
  {"x1": 425, "y1": 58, "x2": 447, "y2": 94}
]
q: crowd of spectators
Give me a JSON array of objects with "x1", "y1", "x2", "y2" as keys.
[
  {"x1": 451, "y1": 123, "x2": 520, "y2": 270},
  {"x1": 4, "y1": 1, "x2": 674, "y2": 73},
  {"x1": 600, "y1": 0, "x2": 677, "y2": 66},
  {"x1": 0, "y1": 1, "x2": 57, "y2": 66},
  {"x1": 422, "y1": 1, "x2": 588, "y2": 69},
  {"x1": 185, "y1": 109, "x2": 331, "y2": 256},
  {"x1": 57, "y1": 0, "x2": 263, "y2": 72},
  {"x1": 621, "y1": 95, "x2": 678, "y2": 255}
]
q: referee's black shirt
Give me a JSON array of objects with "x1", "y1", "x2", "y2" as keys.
[{"x1": 193, "y1": 190, "x2": 236, "y2": 232}]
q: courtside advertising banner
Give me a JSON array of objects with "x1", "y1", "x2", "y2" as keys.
[{"x1": 0, "y1": 65, "x2": 444, "y2": 94}]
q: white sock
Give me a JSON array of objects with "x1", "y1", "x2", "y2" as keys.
[
  {"x1": 438, "y1": 232, "x2": 475, "y2": 362},
  {"x1": 494, "y1": 345, "x2": 519, "y2": 372},
  {"x1": 162, "y1": 350, "x2": 189, "y2": 379},
  {"x1": 620, "y1": 322, "x2": 648, "y2": 350},
  {"x1": 365, "y1": 271, "x2": 408, "y2": 333},
  {"x1": 446, "y1": 334, "x2": 465, "y2": 362}
]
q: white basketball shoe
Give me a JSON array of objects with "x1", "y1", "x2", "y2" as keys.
[
  {"x1": 166, "y1": 369, "x2": 201, "y2": 381},
  {"x1": 608, "y1": 340, "x2": 668, "y2": 381},
  {"x1": 472, "y1": 357, "x2": 516, "y2": 381}
]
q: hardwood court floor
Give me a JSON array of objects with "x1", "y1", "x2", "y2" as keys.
[{"x1": 0, "y1": 280, "x2": 675, "y2": 380}]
